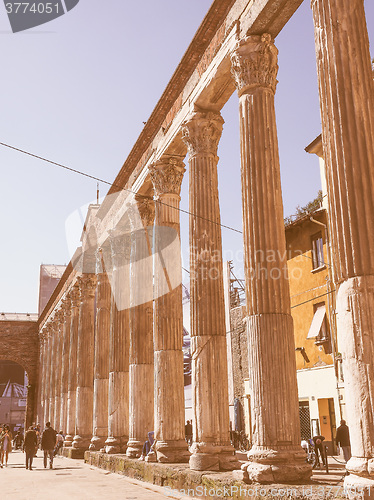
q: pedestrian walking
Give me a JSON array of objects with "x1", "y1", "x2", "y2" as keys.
[
  {"x1": 53, "y1": 431, "x2": 64, "y2": 456},
  {"x1": 0, "y1": 425, "x2": 13, "y2": 467},
  {"x1": 185, "y1": 420, "x2": 192, "y2": 446},
  {"x1": 23, "y1": 426, "x2": 38, "y2": 470},
  {"x1": 336, "y1": 420, "x2": 351, "y2": 462},
  {"x1": 41, "y1": 422, "x2": 57, "y2": 469}
]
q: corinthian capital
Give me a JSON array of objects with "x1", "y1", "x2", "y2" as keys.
[
  {"x1": 78, "y1": 274, "x2": 97, "y2": 299},
  {"x1": 135, "y1": 195, "x2": 155, "y2": 227},
  {"x1": 182, "y1": 110, "x2": 224, "y2": 158},
  {"x1": 231, "y1": 33, "x2": 278, "y2": 96},
  {"x1": 69, "y1": 285, "x2": 81, "y2": 309},
  {"x1": 149, "y1": 156, "x2": 185, "y2": 198}
]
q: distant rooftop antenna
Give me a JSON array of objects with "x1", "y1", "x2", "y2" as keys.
[{"x1": 97, "y1": 182, "x2": 99, "y2": 204}]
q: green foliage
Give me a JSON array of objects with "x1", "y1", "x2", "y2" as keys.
[{"x1": 284, "y1": 190, "x2": 323, "y2": 226}]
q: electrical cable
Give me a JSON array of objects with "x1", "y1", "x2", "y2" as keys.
[{"x1": 0, "y1": 141, "x2": 243, "y2": 234}]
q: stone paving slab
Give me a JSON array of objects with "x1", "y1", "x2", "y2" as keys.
[
  {"x1": 85, "y1": 451, "x2": 351, "y2": 499},
  {"x1": 0, "y1": 449, "x2": 174, "y2": 499}
]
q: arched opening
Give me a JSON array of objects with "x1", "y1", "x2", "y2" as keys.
[{"x1": 0, "y1": 360, "x2": 28, "y2": 435}]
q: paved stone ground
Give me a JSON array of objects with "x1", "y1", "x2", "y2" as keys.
[
  {"x1": 0, "y1": 450, "x2": 176, "y2": 499},
  {"x1": 2, "y1": 450, "x2": 349, "y2": 499}
]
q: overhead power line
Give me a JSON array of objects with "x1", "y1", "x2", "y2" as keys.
[{"x1": 0, "y1": 141, "x2": 243, "y2": 235}]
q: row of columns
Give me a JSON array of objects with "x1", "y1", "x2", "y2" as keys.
[{"x1": 37, "y1": 1, "x2": 374, "y2": 487}]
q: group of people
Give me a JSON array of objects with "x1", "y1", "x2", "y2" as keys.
[
  {"x1": 23, "y1": 422, "x2": 64, "y2": 470},
  {"x1": 1, "y1": 422, "x2": 64, "y2": 471},
  {"x1": 301, "y1": 419, "x2": 352, "y2": 468}
]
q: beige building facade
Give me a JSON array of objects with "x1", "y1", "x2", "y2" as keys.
[{"x1": 34, "y1": 0, "x2": 373, "y2": 491}]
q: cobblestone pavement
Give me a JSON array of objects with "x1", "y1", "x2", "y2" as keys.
[{"x1": 1, "y1": 450, "x2": 174, "y2": 500}]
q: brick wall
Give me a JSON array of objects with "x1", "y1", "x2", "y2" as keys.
[{"x1": 0, "y1": 321, "x2": 39, "y2": 426}]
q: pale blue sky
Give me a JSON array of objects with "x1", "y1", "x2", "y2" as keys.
[{"x1": 1, "y1": 1, "x2": 373, "y2": 313}]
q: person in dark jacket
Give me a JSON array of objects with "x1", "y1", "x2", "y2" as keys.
[
  {"x1": 312, "y1": 434, "x2": 326, "y2": 466},
  {"x1": 23, "y1": 426, "x2": 38, "y2": 470},
  {"x1": 336, "y1": 420, "x2": 351, "y2": 462},
  {"x1": 41, "y1": 422, "x2": 57, "y2": 469}
]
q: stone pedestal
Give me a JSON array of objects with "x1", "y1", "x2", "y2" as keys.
[
  {"x1": 64, "y1": 286, "x2": 80, "y2": 447},
  {"x1": 105, "y1": 230, "x2": 130, "y2": 454},
  {"x1": 231, "y1": 34, "x2": 311, "y2": 483},
  {"x1": 182, "y1": 111, "x2": 239, "y2": 472},
  {"x1": 149, "y1": 157, "x2": 189, "y2": 463},
  {"x1": 311, "y1": 0, "x2": 374, "y2": 492},
  {"x1": 72, "y1": 275, "x2": 96, "y2": 451},
  {"x1": 127, "y1": 197, "x2": 155, "y2": 458},
  {"x1": 90, "y1": 250, "x2": 110, "y2": 451}
]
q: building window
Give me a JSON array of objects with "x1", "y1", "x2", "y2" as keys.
[
  {"x1": 307, "y1": 302, "x2": 332, "y2": 354},
  {"x1": 299, "y1": 401, "x2": 311, "y2": 440},
  {"x1": 307, "y1": 303, "x2": 327, "y2": 340},
  {"x1": 311, "y1": 232, "x2": 324, "y2": 269}
]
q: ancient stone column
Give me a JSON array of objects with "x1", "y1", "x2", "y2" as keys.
[
  {"x1": 182, "y1": 111, "x2": 239, "y2": 471},
  {"x1": 41, "y1": 329, "x2": 49, "y2": 429},
  {"x1": 72, "y1": 274, "x2": 97, "y2": 451},
  {"x1": 148, "y1": 156, "x2": 189, "y2": 463},
  {"x1": 64, "y1": 285, "x2": 80, "y2": 447},
  {"x1": 126, "y1": 197, "x2": 155, "y2": 458},
  {"x1": 105, "y1": 229, "x2": 130, "y2": 454},
  {"x1": 90, "y1": 248, "x2": 111, "y2": 451},
  {"x1": 230, "y1": 34, "x2": 311, "y2": 483},
  {"x1": 48, "y1": 322, "x2": 57, "y2": 426},
  {"x1": 311, "y1": 0, "x2": 374, "y2": 492},
  {"x1": 59, "y1": 300, "x2": 71, "y2": 435},
  {"x1": 53, "y1": 310, "x2": 63, "y2": 431}
]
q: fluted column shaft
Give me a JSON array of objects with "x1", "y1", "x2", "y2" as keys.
[
  {"x1": 231, "y1": 34, "x2": 311, "y2": 483},
  {"x1": 127, "y1": 197, "x2": 155, "y2": 458},
  {"x1": 64, "y1": 286, "x2": 80, "y2": 447},
  {"x1": 43, "y1": 331, "x2": 51, "y2": 427},
  {"x1": 48, "y1": 324, "x2": 56, "y2": 426},
  {"x1": 53, "y1": 313, "x2": 63, "y2": 431},
  {"x1": 72, "y1": 275, "x2": 97, "y2": 450},
  {"x1": 149, "y1": 157, "x2": 189, "y2": 463},
  {"x1": 105, "y1": 231, "x2": 130, "y2": 454},
  {"x1": 182, "y1": 111, "x2": 239, "y2": 472},
  {"x1": 59, "y1": 302, "x2": 71, "y2": 435},
  {"x1": 311, "y1": 0, "x2": 374, "y2": 488},
  {"x1": 90, "y1": 250, "x2": 111, "y2": 451},
  {"x1": 40, "y1": 333, "x2": 48, "y2": 428}
]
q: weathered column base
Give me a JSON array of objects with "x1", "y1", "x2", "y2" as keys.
[
  {"x1": 126, "y1": 439, "x2": 143, "y2": 458},
  {"x1": 344, "y1": 472, "x2": 374, "y2": 500},
  {"x1": 72, "y1": 386, "x2": 94, "y2": 451},
  {"x1": 155, "y1": 439, "x2": 190, "y2": 463},
  {"x1": 90, "y1": 378, "x2": 109, "y2": 451},
  {"x1": 106, "y1": 371, "x2": 129, "y2": 454},
  {"x1": 72, "y1": 434, "x2": 92, "y2": 450},
  {"x1": 105, "y1": 436, "x2": 127, "y2": 454},
  {"x1": 89, "y1": 428, "x2": 108, "y2": 451},
  {"x1": 190, "y1": 442, "x2": 240, "y2": 471},
  {"x1": 64, "y1": 389, "x2": 76, "y2": 447},
  {"x1": 127, "y1": 363, "x2": 154, "y2": 459},
  {"x1": 235, "y1": 447, "x2": 312, "y2": 484},
  {"x1": 60, "y1": 392, "x2": 68, "y2": 435},
  {"x1": 64, "y1": 435, "x2": 74, "y2": 447}
]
